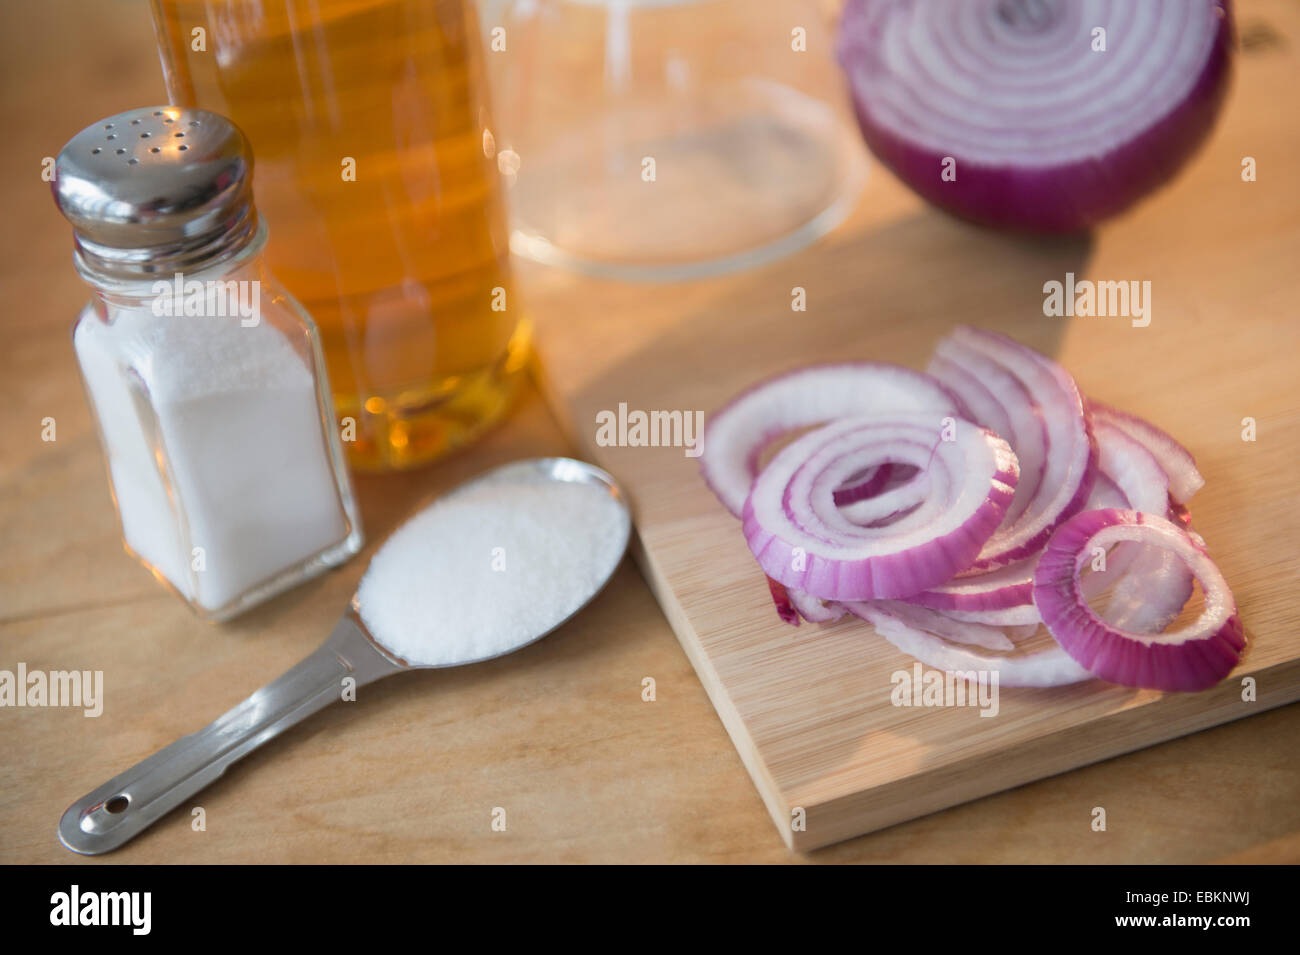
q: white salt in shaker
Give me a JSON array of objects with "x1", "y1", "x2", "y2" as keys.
[{"x1": 52, "y1": 106, "x2": 363, "y2": 620}]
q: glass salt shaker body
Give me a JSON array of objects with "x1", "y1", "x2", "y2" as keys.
[{"x1": 54, "y1": 107, "x2": 363, "y2": 621}]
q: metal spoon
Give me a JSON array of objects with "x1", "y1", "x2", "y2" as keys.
[{"x1": 58, "y1": 457, "x2": 631, "y2": 855}]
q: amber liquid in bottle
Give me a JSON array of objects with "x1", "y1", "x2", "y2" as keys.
[{"x1": 150, "y1": 0, "x2": 529, "y2": 470}]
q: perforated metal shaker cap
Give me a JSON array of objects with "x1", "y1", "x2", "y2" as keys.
[{"x1": 52, "y1": 106, "x2": 258, "y2": 282}]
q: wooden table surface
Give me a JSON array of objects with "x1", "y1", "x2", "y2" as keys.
[{"x1": 1, "y1": 0, "x2": 1296, "y2": 864}]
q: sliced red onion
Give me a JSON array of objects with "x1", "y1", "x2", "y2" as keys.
[
  {"x1": 904, "y1": 410, "x2": 1145, "y2": 615},
  {"x1": 907, "y1": 556, "x2": 1037, "y2": 611},
  {"x1": 907, "y1": 559, "x2": 1102, "y2": 625},
  {"x1": 788, "y1": 588, "x2": 848, "y2": 624},
  {"x1": 833, "y1": 463, "x2": 893, "y2": 506},
  {"x1": 852, "y1": 601, "x2": 1016, "y2": 651},
  {"x1": 1086, "y1": 421, "x2": 1196, "y2": 631},
  {"x1": 1033, "y1": 509, "x2": 1245, "y2": 691},
  {"x1": 803, "y1": 439, "x2": 951, "y2": 538},
  {"x1": 851, "y1": 602, "x2": 1093, "y2": 688},
  {"x1": 941, "y1": 327, "x2": 1096, "y2": 568},
  {"x1": 836, "y1": 0, "x2": 1234, "y2": 232},
  {"x1": 1093, "y1": 419, "x2": 1169, "y2": 513},
  {"x1": 1004, "y1": 623, "x2": 1043, "y2": 643},
  {"x1": 1090, "y1": 402, "x2": 1205, "y2": 503},
  {"x1": 743, "y1": 415, "x2": 1018, "y2": 601},
  {"x1": 703, "y1": 329, "x2": 1240, "y2": 694},
  {"x1": 1077, "y1": 540, "x2": 1139, "y2": 598},
  {"x1": 839, "y1": 468, "x2": 931, "y2": 526},
  {"x1": 941, "y1": 604, "x2": 1041, "y2": 627},
  {"x1": 926, "y1": 355, "x2": 1017, "y2": 453},
  {"x1": 766, "y1": 575, "x2": 800, "y2": 626},
  {"x1": 1086, "y1": 472, "x2": 1127, "y2": 510},
  {"x1": 1073, "y1": 420, "x2": 1166, "y2": 588},
  {"x1": 929, "y1": 337, "x2": 1046, "y2": 526},
  {"x1": 701, "y1": 363, "x2": 961, "y2": 517},
  {"x1": 1105, "y1": 546, "x2": 1196, "y2": 634}
]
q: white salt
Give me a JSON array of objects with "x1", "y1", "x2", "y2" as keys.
[
  {"x1": 357, "y1": 475, "x2": 629, "y2": 666},
  {"x1": 74, "y1": 304, "x2": 349, "y2": 613}
]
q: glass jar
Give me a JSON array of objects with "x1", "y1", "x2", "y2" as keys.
[
  {"x1": 54, "y1": 106, "x2": 363, "y2": 621},
  {"x1": 149, "y1": 0, "x2": 530, "y2": 470},
  {"x1": 486, "y1": 0, "x2": 867, "y2": 280}
]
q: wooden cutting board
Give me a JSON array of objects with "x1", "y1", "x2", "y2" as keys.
[{"x1": 516, "y1": 1, "x2": 1300, "y2": 850}]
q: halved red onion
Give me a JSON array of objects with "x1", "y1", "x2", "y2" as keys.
[
  {"x1": 701, "y1": 363, "x2": 961, "y2": 517},
  {"x1": 836, "y1": 0, "x2": 1234, "y2": 232},
  {"x1": 743, "y1": 415, "x2": 1018, "y2": 601},
  {"x1": 851, "y1": 602, "x2": 1093, "y2": 688},
  {"x1": 1090, "y1": 402, "x2": 1205, "y2": 503},
  {"x1": 1033, "y1": 509, "x2": 1245, "y2": 691}
]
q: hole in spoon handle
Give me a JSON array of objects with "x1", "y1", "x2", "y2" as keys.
[{"x1": 57, "y1": 617, "x2": 396, "y2": 854}]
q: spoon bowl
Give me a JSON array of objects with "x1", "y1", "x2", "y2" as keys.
[{"x1": 357, "y1": 456, "x2": 630, "y2": 670}]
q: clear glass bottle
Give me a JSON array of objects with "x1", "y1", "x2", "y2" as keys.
[{"x1": 53, "y1": 106, "x2": 363, "y2": 621}]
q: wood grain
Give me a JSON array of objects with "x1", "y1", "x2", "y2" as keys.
[
  {"x1": 520, "y1": 1, "x2": 1300, "y2": 849},
  {"x1": 0, "y1": 0, "x2": 1297, "y2": 863}
]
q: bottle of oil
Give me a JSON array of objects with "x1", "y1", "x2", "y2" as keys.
[{"x1": 149, "y1": 0, "x2": 529, "y2": 470}]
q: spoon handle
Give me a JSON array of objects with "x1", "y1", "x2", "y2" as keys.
[{"x1": 58, "y1": 615, "x2": 400, "y2": 855}]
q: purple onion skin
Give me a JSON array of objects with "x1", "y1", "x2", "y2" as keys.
[
  {"x1": 832, "y1": 463, "x2": 893, "y2": 506},
  {"x1": 766, "y1": 575, "x2": 801, "y2": 626},
  {"x1": 837, "y1": 1, "x2": 1235, "y2": 234}
]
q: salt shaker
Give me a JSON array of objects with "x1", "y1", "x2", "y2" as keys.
[{"x1": 52, "y1": 106, "x2": 363, "y2": 621}]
